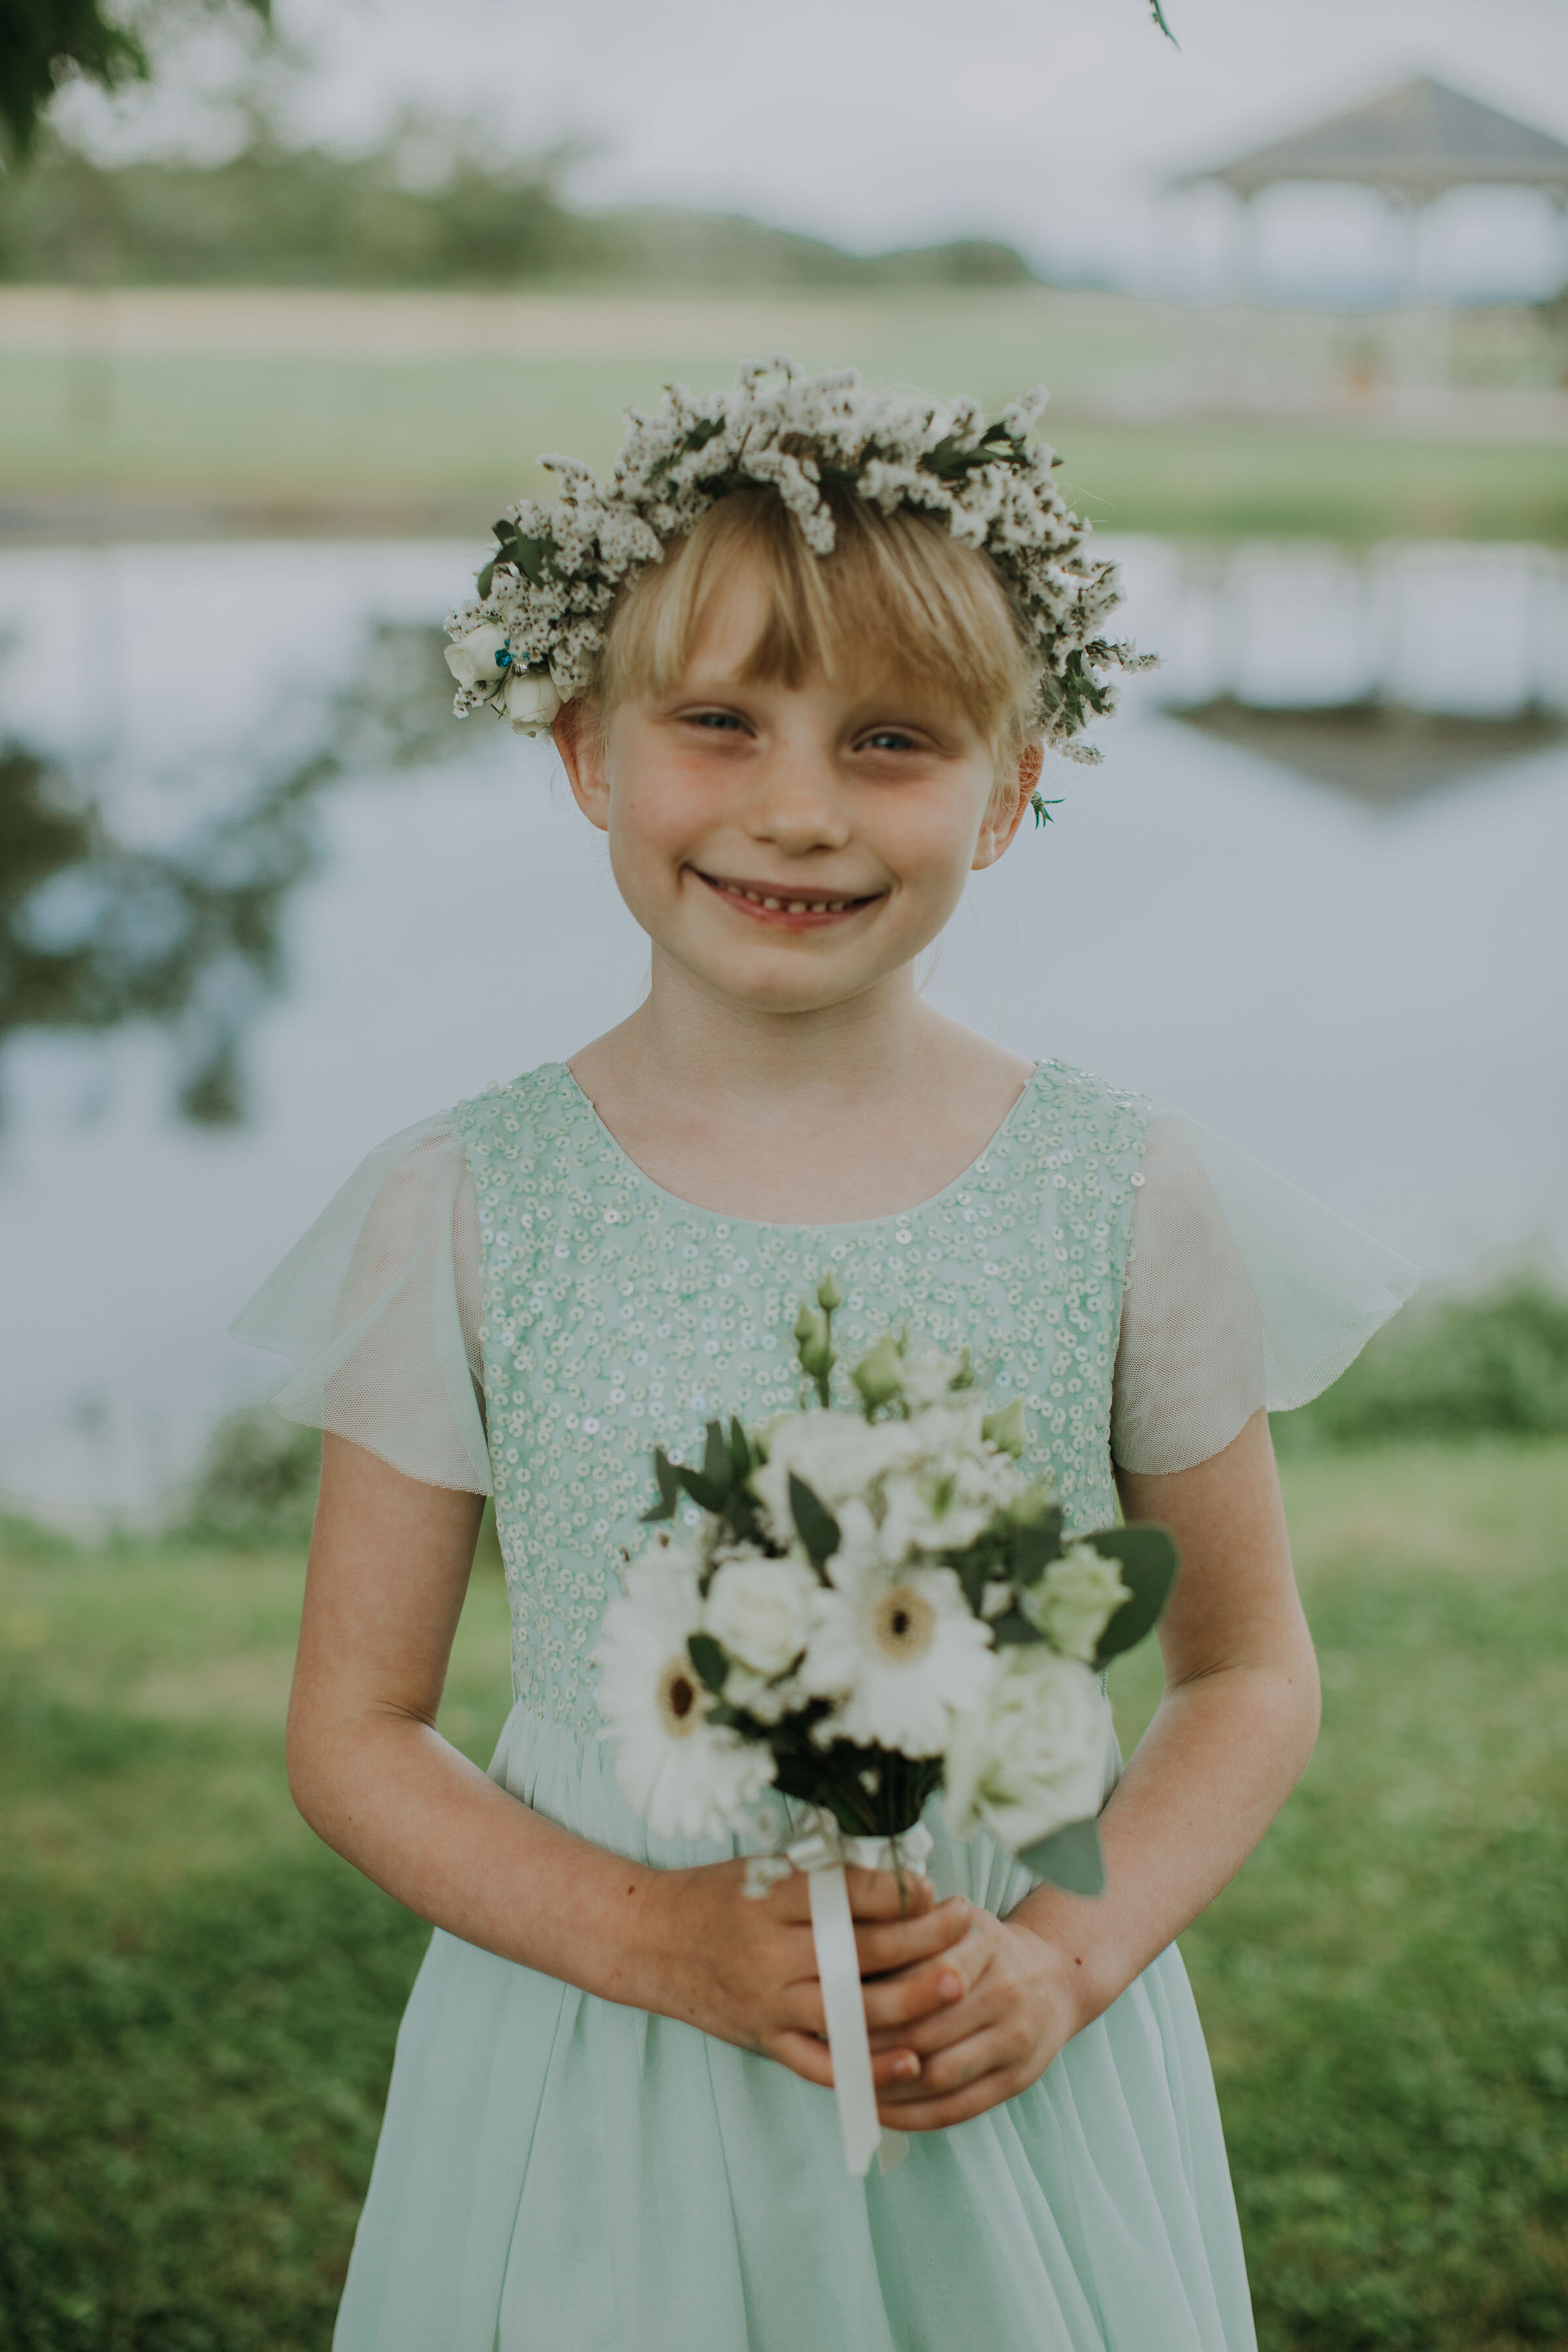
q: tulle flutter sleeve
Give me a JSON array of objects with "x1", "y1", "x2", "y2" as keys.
[
  {"x1": 1111, "y1": 1111, "x2": 1420, "y2": 1477},
  {"x1": 230, "y1": 1116, "x2": 492, "y2": 1495}
]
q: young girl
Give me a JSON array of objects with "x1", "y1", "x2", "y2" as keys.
[{"x1": 237, "y1": 361, "x2": 1415, "y2": 2351}]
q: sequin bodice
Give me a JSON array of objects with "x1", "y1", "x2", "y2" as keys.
[{"x1": 451, "y1": 1060, "x2": 1150, "y2": 1731}]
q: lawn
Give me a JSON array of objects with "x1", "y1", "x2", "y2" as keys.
[
  {"x1": 1, "y1": 1440, "x2": 1565, "y2": 2350},
  {"x1": 3, "y1": 286, "x2": 1565, "y2": 542}
]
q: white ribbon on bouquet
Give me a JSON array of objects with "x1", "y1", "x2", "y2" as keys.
[{"x1": 749, "y1": 1812, "x2": 934, "y2": 2179}]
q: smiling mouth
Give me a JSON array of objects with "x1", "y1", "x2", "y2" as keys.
[{"x1": 696, "y1": 871, "x2": 882, "y2": 921}]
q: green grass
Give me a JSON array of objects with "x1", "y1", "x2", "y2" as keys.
[
  {"x1": 2, "y1": 1443, "x2": 1565, "y2": 2349},
  {"x1": 4, "y1": 289, "x2": 1565, "y2": 541}
]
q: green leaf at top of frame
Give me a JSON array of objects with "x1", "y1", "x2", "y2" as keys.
[
  {"x1": 728, "y1": 1416, "x2": 753, "y2": 1482},
  {"x1": 687, "y1": 1633, "x2": 730, "y2": 1696},
  {"x1": 641, "y1": 1449, "x2": 681, "y2": 1522},
  {"x1": 1016, "y1": 1816, "x2": 1104, "y2": 1897},
  {"x1": 1086, "y1": 1525, "x2": 1180, "y2": 1669},
  {"x1": 789, "y1": 1475, "x2": 841, "y2": 1573}
]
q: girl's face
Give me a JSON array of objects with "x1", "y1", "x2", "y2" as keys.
[{"x1": 557, "y1": 559, "x2": 1036, "y2": 1019}]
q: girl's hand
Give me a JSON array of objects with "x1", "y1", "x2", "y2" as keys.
[
  {"x1": 640, "y1": 1859, "x2": 973, "y2": 2095},
  {"x1": 866, "y1": 1910, "x2": 1085, "y2": 2131}
]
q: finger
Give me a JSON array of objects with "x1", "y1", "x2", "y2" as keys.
[
  {"x1": 872, "y1": 2046, "x2": 923, "y2": 2091},
  {"x1": 876, "y1": 2025, "x2": 1013, "y2": 2104},
  {"x1": 769, "y1": 2029, "x2": 836, "y2": 2089},
  {"x1": 877, "y1": 2063, "x2": 1027, "y2": 2133},
  {"x1": 843, "y1": 1867, "x2": 936, "y2": 1919},
  {"x1": 855, "y1": 1897, "x2": 970, "y2": 1976},
  {"x1": 860, "y1": 1954, "x2": 970, "y2": 2033},
  {"x1": 767, "y1": 2029, "x2": 922, "y2": 2094}
]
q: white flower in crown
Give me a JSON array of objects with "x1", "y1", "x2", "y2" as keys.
[
  {"x1": 800, "y1": 1556, "x2": 995, "y2": 1757},
  {"x1": 703, "y1": 1551, "x2": 817, "y2": 1677},
  {"x1": 444, "y1": 622, "x2": 514, "y2": 694},
  {"x1": 444, "y1": 355, "x2": 1154, "y2": 761},
  {"x1": 1019, "y1": 1541, "x2": 1130, "y2": 1665},
  {"x1": 595, "y1": 1552, "x2": 776, "y2": 1843},
  {"x1": 943, "y1": 1646, "x2": 1107, "y2": 1854},
  {"x1": 500, "y1": 668, "x2": 563, "y2": 736}
]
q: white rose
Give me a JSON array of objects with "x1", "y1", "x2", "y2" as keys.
[
  {"x1": 704, "y1": 1555, "x2": 818, "y2": 1676},
  {"x1": 749, "y1": 1410, "x2": 919, "y2": 1541},
  {"x1": 444, "y1": 623, "x2": 512, "y2": 693},
  {"x1": 500, "y1": 667, "x2": 563, "y2": 735},
  {"x1": 1020, "y1": 1542, "x2": 1130, "y2": 1665},
  {"x1": 943, "y1": 1647, "x2": 1107, "y2": 1855}
]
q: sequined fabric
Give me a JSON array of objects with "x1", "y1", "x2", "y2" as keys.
[{"x1": 450, "y1": 1059, "x2": 1149, "y2": 1731}]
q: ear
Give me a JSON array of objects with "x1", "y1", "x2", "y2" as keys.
[
  {"x1": 972, "y1": 740, "x2": 1043, "y2": 871},
  {"x1": 552, "y1": 698, "x2": 610, "y2": 833}
]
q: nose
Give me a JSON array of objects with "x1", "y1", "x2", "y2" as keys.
[{"x1": 741, "y1": 745, "x2": 853, "y2": 855}]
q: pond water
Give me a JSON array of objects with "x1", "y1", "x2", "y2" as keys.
[{"x1": 1, "y1": 535, "x2": 1564, "y2": 1517}]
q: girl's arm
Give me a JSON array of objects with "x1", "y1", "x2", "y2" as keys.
[
  {"x1": 288, "y1": 1433, "x2": 973, "y2": 2089},
  {"x1": 874, "y1": 1407, "x2": 1320, "y2": 2130}
]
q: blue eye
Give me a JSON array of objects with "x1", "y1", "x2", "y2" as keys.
[
  {"x1": 691, "y1": 711, "x2": 745, "y2": 731},
  {"x1": 862, "y1": 729, "x2": 915, "y2": 752}
]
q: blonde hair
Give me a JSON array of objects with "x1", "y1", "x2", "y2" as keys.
[{"x1": 591, "y1": 487, "x2": 1039, "y2": 767}]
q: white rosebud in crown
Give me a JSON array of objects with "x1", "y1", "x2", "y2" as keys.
[
  {"x1": 445, "y1": 623, "x2": 514, "y2": 694},
  {"x1": 500, "y1": 667, "x2": 563, "y2": 736}
]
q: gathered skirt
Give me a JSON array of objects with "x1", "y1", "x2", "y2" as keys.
[{"x1": 333, "y1": 1703, "x2": 1256, "y2": 2352}]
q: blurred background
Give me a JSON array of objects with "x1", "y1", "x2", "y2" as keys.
[{"x1": 1, "y1": 0, "x2": 1565, "y2": 2344}]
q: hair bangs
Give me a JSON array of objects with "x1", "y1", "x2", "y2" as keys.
[{"x1": 596, "y1": 487, "x2": 1036, "y2": 755}]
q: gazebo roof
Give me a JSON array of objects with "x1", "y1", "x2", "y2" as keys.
[{"x1": 1178, "y1": 76, "x2": 1568, "y2": 203}]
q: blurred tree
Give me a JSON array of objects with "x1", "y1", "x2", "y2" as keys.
[
  {"x1": 0, "y1": 620, "x2": 470, "y2": 1126},
  {"x1": 0, "y1": 114, "x2": 612, "y2": 283},
  {"x1": 0, "y1": 0, "x2": 270, "y2": 162}
]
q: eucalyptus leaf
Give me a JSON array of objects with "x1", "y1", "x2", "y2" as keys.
[
  {"x1": 687, "y1": 1632, "x2": 729, "y2": 1696},
  {"x1": 988, "y1": 1610, "x2": 1044, "y2": 1647},
  {"x1": 1009, "y1": 1515, "x2": 1065, "y2": 1587},
  {"x1": 789, "y1": 1475, "x2": 841, "y2": 1571},
  {"x1": 641, "y1": 1448, "x2": 680, "y2": 1522},
  {"x1": 676, "y1": 1465, "x2": 728, "y2": 1516},
  {"x1": 1088, "y1": 1526, "x2": 1180, "y2": 1669},
  {"x1": 704, "y1": 1419, "x2": 733, "y2": 1496},
  {"x1": 1016, "y1": 1817, "x2": 1104, "y2": 1897}
]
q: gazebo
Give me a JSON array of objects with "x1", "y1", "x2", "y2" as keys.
[{"x1": 1176, "y1": 75, "x2": 1568, "y2": 302}]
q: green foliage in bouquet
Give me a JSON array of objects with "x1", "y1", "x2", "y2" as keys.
[{"x1": 617, "y1": 1284, "x2": 1179, "y2": 1895}]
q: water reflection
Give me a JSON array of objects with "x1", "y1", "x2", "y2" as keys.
[
  {"x1": 1170, "y1": 697, "x2": 1568, "y2": 805},
  {"x1": 0, "y1": 533, "x2": 1563, "y2": 1516},
  {"x1": 0, "y1": 618, "x2": 463, "y2": 1124}
]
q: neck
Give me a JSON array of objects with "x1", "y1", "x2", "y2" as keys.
[
  {"x1": 564, "y1": 949, "x2": 1036, "y2": 1226},
  {"x1": 615, "y1": 949, "x2": 941, "y2": 1125}
]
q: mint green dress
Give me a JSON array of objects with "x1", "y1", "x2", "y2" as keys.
[{"x1": 235, "y1": 1058, "x2": 1416, "y2": 2352}]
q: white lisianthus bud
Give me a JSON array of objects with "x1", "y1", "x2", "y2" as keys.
[
  {"x1": 445, "y1": 623, "x2": 513, "y2": 693},
  {"x1": 500, "y1": 667, "x2": 563, "y2": 736},
  {"x1": 1019, "y1": 1541, "x2": 1130, "y2": 1664},
  {"x1": 704, "y1": 1556, "x2": 818, "y2": 1676}
]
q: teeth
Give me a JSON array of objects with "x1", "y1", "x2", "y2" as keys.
[{"x1": 714, "y1": 878, "x2": 858, "y2": 915}]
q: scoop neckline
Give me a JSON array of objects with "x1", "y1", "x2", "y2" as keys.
[{"x1": 552, "y1": 1060, "x2": 1043, "y2": 1236}]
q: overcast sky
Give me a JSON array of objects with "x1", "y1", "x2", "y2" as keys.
[{"x1": 60, "y1": 0, "x2": 1568, "y2": 295}]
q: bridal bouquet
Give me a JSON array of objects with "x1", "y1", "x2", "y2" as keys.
[{"x1": 596, "y1": 1281, "x2": 1177, "y2": 1899}]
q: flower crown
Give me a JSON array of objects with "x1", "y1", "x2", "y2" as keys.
[{"x1": 444, "y1": 356, "x2": 1152, "y2": 786}]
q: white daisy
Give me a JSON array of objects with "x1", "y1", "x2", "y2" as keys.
[
  {"x1": 595, "y1": 1559, "x2": 776, "y2": 1843},
  {"x1": 801, "y1": 1558, "x2": 995, "y2": 1756}
]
